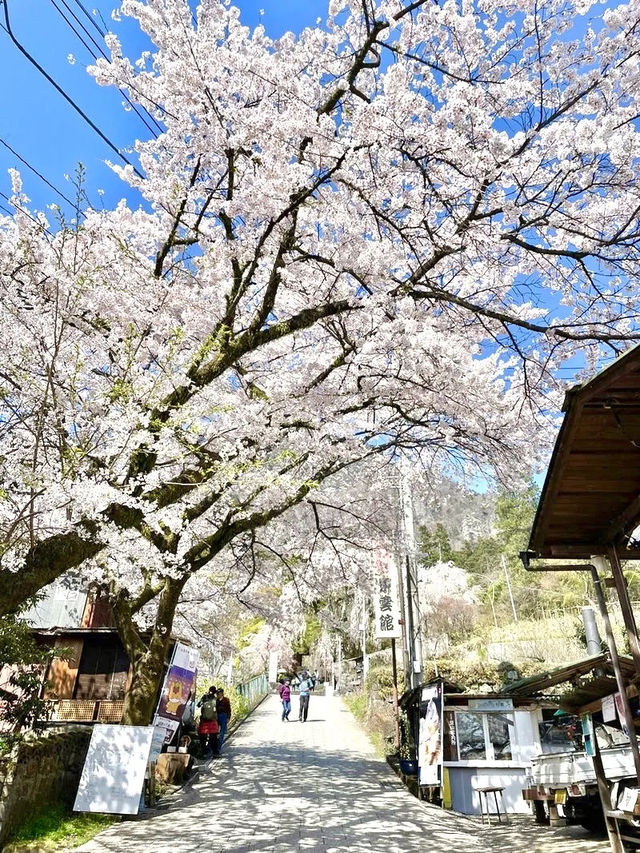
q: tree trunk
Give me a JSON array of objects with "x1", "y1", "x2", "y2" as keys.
[
  {"x1": 112, "y1": 575, "x2": 188, "y2": 727},
  {"x1": 121, "y1": 648, "x2": 167, "y2": 726}
]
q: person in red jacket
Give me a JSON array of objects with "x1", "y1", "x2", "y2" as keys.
[
  {"x1": 197, "y1": 685, "x2": 220, "y2": 758},
  {"x1": 216, "y1": 687, "x2": 232, "y2": 751}
]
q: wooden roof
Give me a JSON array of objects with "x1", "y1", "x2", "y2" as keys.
[{"x1": 528, "y1": 344, "x2": 640, "y2": 559}]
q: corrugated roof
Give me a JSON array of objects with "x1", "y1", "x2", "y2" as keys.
[{"x1": 503, "y1": 652, "x2": 638, "y2": 713}]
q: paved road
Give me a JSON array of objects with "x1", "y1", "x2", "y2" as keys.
[{"x1": 76, "y1": 694, "x2": 610, "y2": 853}]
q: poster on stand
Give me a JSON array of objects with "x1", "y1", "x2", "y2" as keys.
[
  {"x1": 418, "y1": 683, "x2": 443, "y2": 786},
  {"x1": 74, "y1": 724, "x2": 154, "y2": 815},
  {"x1": 156, "y1": 641, "x2": 199, "y2": 723},
  {"x1": 151, "y1": 717, "x2": 181, "y2": 750}
]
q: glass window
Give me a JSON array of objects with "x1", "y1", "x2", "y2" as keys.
[
  {"x1": 488, "y1": 714, "x2": 512, "y2": 760},
  {"x1": 448, "y1": 710, "x2": 515, "y2": 761},
  {"x1": 456, "y1": 711, "x2": 486, "y2": 760}
]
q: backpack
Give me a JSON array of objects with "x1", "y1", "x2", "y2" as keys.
[{"x1": 201, "y1": 698, "x2": 217, "y2": 721}]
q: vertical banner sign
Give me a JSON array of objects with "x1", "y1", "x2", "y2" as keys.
[
  {"x1": 373, "y1": 550, "x2": 402, "y2": 639},
  {"x1": 419, "y1": 683, "x2": 443, "y2": 786},
  {"x1": 153, "y1": 641, "x2": 199, "y2": 751}
]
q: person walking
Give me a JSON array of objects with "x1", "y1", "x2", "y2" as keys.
[
  {"x1": 278, "y1": 678, "x2": 291, "y2": 721},
  {"x1": 216, "y1": 687, "x2": 232, "y2": 752},
  {"x1": 298, "y1": 671, "x2": 314, "y2": 722},
  {"x1": 197, "y1": 685, "x2": 220, "y2": 758}
]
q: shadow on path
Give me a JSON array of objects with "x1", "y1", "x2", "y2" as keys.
[{"x1": 75, "y1": 695, "x2": 610, "y2": 853}]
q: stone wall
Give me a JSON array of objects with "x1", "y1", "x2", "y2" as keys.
[{"x1": 0, "y1": 727, "x2": 91, "y2": 848}]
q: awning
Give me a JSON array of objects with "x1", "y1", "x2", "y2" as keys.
[{"x1": 528, "y1": 343, "x2": 640, "y2": 560}]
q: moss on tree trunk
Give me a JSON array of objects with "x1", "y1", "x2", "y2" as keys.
[{"x1": 121, "y1": 650, "x2": 166, "y2": 726}]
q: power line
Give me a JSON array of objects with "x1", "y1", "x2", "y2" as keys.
[
  {"x1": 53, "y1": 0, "x2": 105, "y2": 58},
  {"x1": 69, "y1": 0, "x2": 172, "y2": 128},
  {"x1": 70, "y1": 0, "x2": 106, "y2": 38},
  {"x1": 0, "y1": 189, "x2": 52, "y2": 233},
  {"x1": 0, "y1": 136, "x2": 76, "y2": 208},
  {"x1": 70, "y1": 0, "x2": 176, "y2": 123},
  {"x1": 50, "y1": 0, "x2": 163, "y2": 138},
  {"x1": 1, "y1": 0, "x2": 144, "y2": 180}
]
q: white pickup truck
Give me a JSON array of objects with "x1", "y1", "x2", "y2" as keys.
[{"x1": 525, "y1": 728, "x2": 639, "y2": 838}]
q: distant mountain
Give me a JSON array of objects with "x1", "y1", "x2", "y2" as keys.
[{"x1": 413, "y1": 480, "x2": 496, "y2": 548}]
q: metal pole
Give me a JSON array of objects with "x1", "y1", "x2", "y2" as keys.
[
  {"x1": 361, "y1": 594, "x2": 369, "y2": 685},
  {"x1": 608, "y1": 546, "x2": 640, "y2": 677},
  {"x1": 501, "y1": 554, "x2": 518, "y2": 622},
  {"x1": 405, "y1": 554, "x2": 417, "y2": 689},
  {"x1": 581, "y1": 606, "x2": 603, "y2": 656},
  {"x1": 396, "y1": 542, "x2": 410, "y2": 688},
  {"x1": 391, "y1": 638, "x2": 400, "y2": 750},
  {"x1": 400, "y1": 464, "x2": 423, "y2": 687},
  {"x1": 590, "y1": 559, "x2": 640, "y2": 782}
]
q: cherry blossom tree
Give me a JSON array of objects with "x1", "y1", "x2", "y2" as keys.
[{"x1": 4, "y1": 0, "x2": 640, "y2": 722}]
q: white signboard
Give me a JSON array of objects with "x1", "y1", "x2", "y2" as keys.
[
  {"x1": 469, "y1": 698, "x2": 514, "y2": 712},
  {"x1": 74, "y1": 724, "x2": 154, "y2": 815},
  {"x1": 373, "y1": 550, "x2": 402, "y2": 639},
  {"x1": 268, "y1": 651, "x2": 278, "y2": 684}
]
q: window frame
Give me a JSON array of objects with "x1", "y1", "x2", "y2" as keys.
[{"x1": 445, "y1": 708, "x2": 514, "y2": 763}]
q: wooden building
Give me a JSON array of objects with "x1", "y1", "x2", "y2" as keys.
[
  {"x1": 17, "y1": 581, "x2": 132, "y2": 723},
  {"x1": 523, "y1": 342, "x2": 640, "y2": 852}
]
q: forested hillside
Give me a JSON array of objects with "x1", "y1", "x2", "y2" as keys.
[{"x1": 415, "y1": 485, "x2": 635, "y2": 684}]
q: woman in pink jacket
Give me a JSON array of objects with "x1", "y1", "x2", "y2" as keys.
[{"x1": 278, "y1": 678, "x2": 291, "y2": 721}]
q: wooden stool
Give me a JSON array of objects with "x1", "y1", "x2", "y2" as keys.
[{"x1": 475, "y1": 786, "x2": 507, "y2": 824}]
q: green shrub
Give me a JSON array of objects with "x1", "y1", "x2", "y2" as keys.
[
  {"x1": 233, "y1": 690, "x2": 251, "y2": 720},
  {"x1": 365, "y1": 664, "x2": 404, "y2": 701},
  {"x1": 10, "y1": 803, "x2": 114, "y2": 847},
  {"x1": 343, "y1": 691, "x2": 394, "y2": 758}
]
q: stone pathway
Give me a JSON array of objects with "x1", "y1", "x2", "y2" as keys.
[{"x1": 75, "y1": 694, "x2": 610, "y2": 853}]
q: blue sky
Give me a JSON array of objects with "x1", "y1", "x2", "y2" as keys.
[
  {"x1": 0, "y1": 0, "x2": 328, "y2": 216},
  {"x1": 0, "y1": 1, "x2": 613, "y2": 218}
]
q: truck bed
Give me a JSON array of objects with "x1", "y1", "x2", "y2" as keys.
[{"x1": 531, "y1": 745, "x2": 635, "y2": 788}]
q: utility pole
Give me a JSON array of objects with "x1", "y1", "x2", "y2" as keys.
[
  {"x1": 391, "y1": 637, "x2": 400, "y2": 750},
  {"x1": 396, "y1": 548, "x2": 411, "y2": 688},
  {"x1": 400, "y1": 463, "x2": 423, "y2": 689},
  {"x1": 361, "y1": 593, "x2": 369, "y2": 685}
]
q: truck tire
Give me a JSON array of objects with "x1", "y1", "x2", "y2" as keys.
[{"x1": 579, "y1": 802, "x2": 605, "y2": 834}]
